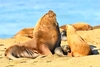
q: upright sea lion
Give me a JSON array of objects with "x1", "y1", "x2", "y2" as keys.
[
  {"x1": 66, "y1": 25, "x2": 92, "y2": 57},
  {"x1": 13, "y1": 28, "x2": 34, "y2": 38},
  {"x1": 5, "y1": 10, "x2": 61, "y2": 59}
]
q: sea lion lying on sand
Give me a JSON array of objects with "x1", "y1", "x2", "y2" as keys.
[
  {"x1": 72, "y1": 22, "x2": 93, "y2": 31},
  {"x1": 60, "y1": 22, "x2": 93, "y2": 31},
  {"x1": 5, "y1": 10, "x2": 61, "y2": 59},
  {"x1": 13, "y1": 28, "x2": 34, "y2": 38}
]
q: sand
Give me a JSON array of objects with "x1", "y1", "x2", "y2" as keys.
[{"x1": 0, "y1": 29, "x2": 100, "y2": 67}]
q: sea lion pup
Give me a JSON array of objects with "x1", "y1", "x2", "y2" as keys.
[
  {"x1": 13, "y1": 28, "x2": 34, "y2": 38},
  {"x1": 4, "y1": 10, "x2": 61, "y2": 59},
  {"x1": 54, "y1": 45, "x2": 70, "y2": 56},
  {"x1": 66, "y1": 25, "x2": 92, "y2": 57}
]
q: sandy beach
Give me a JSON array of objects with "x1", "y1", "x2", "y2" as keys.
[{"x1": 0, "y1": 29, "x2": 100, "y2": 67}]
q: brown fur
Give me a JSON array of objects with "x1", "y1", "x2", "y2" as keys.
[
  {"x1": 5, "y1": 10, "x2": 61, "y2": 59},
  {"x1": 13, "y1": 27, "x2": 63, "y2": 39},
  {"x1": 13, "y1": 28, "x2": 34, "y2": 38},
  {"x1": 60, "y1": 22, "x2": 93, "y2": 31},
  {"x1": 72, "y1": 22, "x2": 93, "y2": 31},
  {"x1": 66, "y1": 25, "x2": 92, "y2": 57}
]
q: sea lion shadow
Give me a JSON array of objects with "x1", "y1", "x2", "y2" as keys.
[{"x1": 89, "y1": 45, "x2": 100, "y2": 55}]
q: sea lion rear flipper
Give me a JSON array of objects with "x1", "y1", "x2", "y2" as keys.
[{"x1": 5, "y1": 45, "x2": 39, "y2": 59}]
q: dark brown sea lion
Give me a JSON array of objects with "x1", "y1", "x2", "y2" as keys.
[{"x1": 4, "y1": 10, "x2": 61, "y2": 59}]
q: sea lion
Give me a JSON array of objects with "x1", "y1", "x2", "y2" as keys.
[
  {"x1": 72, "y1": 22, "x2": 93, "y2": 31},
  {"x1": 66, "y1": 25, "x2": 92, "y2": 57},
  {"x1": 60, "y1": 22, "x2": 93, "y2": 31},
  {"x1": 5, "y1": 10, "x2": 61, "y2": 59},
  {"x1": 13, "y1": 28, "x2": 34, "y2": 38},
  {"x1": 54, "y1": 45, "x2": 70, "y2": 56}
]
